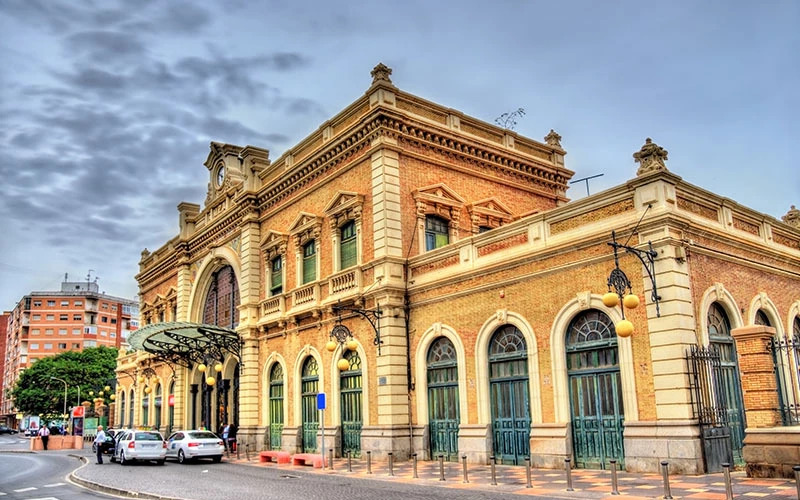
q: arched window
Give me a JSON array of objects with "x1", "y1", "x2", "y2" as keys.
[
  {"x1": 270, "y1": 256, "x2": 283, "y2": 296},
  {"x1": 301, "y1": 357, "x2": 319, "y2": 452},
  {"x1": 202, "y1": 265, "x2": 240, "y2": 329},
  {"x1": 340, "y1": 221, "x2": 357, "y2": 269},
  {"x1": 119, "y1": 391, "x2": 126, "y2": 428},
  {"x1": 340, "y1": 350, "x2": 363, "y2": 456},
  {"x1": 566, "y1": 309, "x2": 624, "y2": 469},
  {"x1": 427, "y1": 337, "x2": 459, "y2": 460},
  {"x1": 142, "y1": 390, "x2": 149, "y2": 426},
  {"x1": 128, "y1": 389, "x2": 135, "y2": 427},
  {"x1": 302, "y1": 241, "x2": 316, "y2": 284},
  {"x1": 488, "y1": 325, "x2": 529, "y2": 464},
  {"x1": 269, "y1": 363, "x2": 284, "y2": 450},
  {"x1": 168, "y1": 381, "x2": 175, "y2": 434},
  {"x1": 755, "y1": 309, "x2": 771, "y2": 326},
  {"x1": 425, "y1": 215, "x2": 449, "y2": 251}
]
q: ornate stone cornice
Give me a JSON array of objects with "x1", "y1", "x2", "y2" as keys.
[{"x1": 782, "y1": 205, "x2": 800, "y2": 229}]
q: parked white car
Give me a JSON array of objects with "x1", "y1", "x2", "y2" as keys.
[
  {"x1": 112, "y1": 429, "x2": 166, "y2": 465},
  {"x1": 165, "y1": 430, "x2": 224, "y2": 464}
]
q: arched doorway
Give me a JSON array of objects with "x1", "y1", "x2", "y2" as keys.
[
  {"x1": 340, "y1": 350, "x2": 363, "y2": 457},
  {"x1": 168, "y1": 381, "x2": 174, "y2": 433},
  {"x1": 128, "y1": 389, "x2": 134, "y2": 427},
  {"x1": 489, "y1": 325, "x2": 531, "y2": 465},
  {"x1": 708, "y1": 302, "x2": 746, "y2": 465},
  {"x1": 200, "y1": 265, "x2": 240, "y2": 432},
  {"x1": 566, "y1": 309, "x2": 625, "y2": 469},
  {"x1": 269, "y1": 364, "x2": 284, "y2": 450},
  {"x1": 427, "y1": 337, "x2": 459, "y2": 461},
  {"x1": 301, "y1": 357, "x2": 319, "y2": 452},
  {"x1": 119, "y1": 391, "x2": 126, "y2": 428},
  {"x1": 142, "y1": 389, "x2": 150, "y2": 427}
]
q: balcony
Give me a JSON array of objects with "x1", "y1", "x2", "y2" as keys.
[
  {"x1": 259, "y1": 295, "x2": 285, "y2": 323},
  {"x1": 293, "y1": 283, "x2": 318, "y2": 311}
]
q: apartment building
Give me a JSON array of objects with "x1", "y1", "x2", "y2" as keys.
[
  {"x1": 1, "y1": 279, "x2": 138, "y2": 426},
  {"x1": 0, "y1": 313, "x2": 8, "y2": 426}
]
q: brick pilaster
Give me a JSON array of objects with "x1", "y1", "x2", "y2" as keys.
[{"x1": 731, "y1": 325, "x2": 781, "y2": 428}]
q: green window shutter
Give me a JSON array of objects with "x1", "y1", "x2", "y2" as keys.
[
  {"x1": 270, "y1": 257, "x2": 282, "y2": 295},
  {"x1": 303, "y1": 241, "x2": 316, "y2": 284},
  {"x1": 340, "y1": 221, "x2": 357, "y2": 269}
]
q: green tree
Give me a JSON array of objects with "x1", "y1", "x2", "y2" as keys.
[{"x1": 12, "y1": 347, "x2": 118, "y2": 418}]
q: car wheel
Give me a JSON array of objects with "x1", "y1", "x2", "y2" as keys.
[
  {"x1": 177, "y1": 449, "x2": 186, "y2": 464},
  {"x1": 212, "y1": 455, "x2": 222, "y2": 463},
  {"x1": 157, "y1": 459, "x2": 165, "y2": 465},
  {"x1": 120, "y1": 451, "x2": 127, "y2": 466}
]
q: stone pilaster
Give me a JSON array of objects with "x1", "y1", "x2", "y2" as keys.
[
  {"x1": 176, "y1": 262, "x2": 192, "y2": 322},
  {"x1": 237, "y1": 204, "x2": 261, "y2": 329},
  {"x1": 360, "y1": 293, "x2": 411, "y2": 460},
  {"x1": 371, "y1": 146, "x2": 402, "y2": 259},
  {"x1": 730, "y1": 325, "x2": 781, "y2": 428},
  {"x1": 237, "y1": 334, "x2": 260, "y2": 450}
]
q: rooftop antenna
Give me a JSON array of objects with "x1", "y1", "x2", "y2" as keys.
[
  {"x1": 86, "y1": 269, "x2": 95, "y2": 289},
  {"x1": 570, "y1": 173, "x2": 604, "y2": 197},
  {"x1": 64, "y1": 273, "x2": 68, "y2": 283}
]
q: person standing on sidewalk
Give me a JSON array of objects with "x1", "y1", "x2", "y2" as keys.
[
  {"x1": 227, "y1": 423, "x2": 237, "y2": 453},
  {"x1": 94, "y1": 426, "x2": 107, "y2": 464},
  {"x1": 38, "y1": 425, "x2": 50, "y2": 450}
]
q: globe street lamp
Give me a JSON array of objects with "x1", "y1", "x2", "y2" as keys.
[{"x1": 50, "y1": 377, "x2": 68, "y2": 418}]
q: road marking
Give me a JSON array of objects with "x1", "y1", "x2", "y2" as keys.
[
  {"x1": 43, "y1": 483, "x2": 65, "y2": 487},
  {"x1": 25, "y1": 497, "x2": 59, "y2": 500},
  {"x1": 13, "y1": 487, "x2": 36, "y2": 492}
]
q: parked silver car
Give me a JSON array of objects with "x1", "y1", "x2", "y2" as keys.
[
  {"x1": 165, "y1": 430, "x2": 224, "y2": 463},
  {"x1": 112, "y1": 429, "x2": 166, "y2": 465}
]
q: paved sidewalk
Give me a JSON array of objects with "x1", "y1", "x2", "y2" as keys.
[{"x1": 224, "y1": 451, "x2": 799, "y2": 499}]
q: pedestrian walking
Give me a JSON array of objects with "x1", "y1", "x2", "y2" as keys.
[
  {"x1": 38, "y1": 425, "x2": 50, "y2": 450},
  {"x1": 221, "y1": 423, "x2": 230, "y2": 452},
  {"x1": 227, "y1": 423, "x2": 238, "y2": 453},
  {"x1": 94, "y1": 425, "x2": 107, "y2": 464}
]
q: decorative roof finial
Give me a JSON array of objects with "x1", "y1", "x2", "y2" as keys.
[
  {"x1": 544, "y1": 129, "x2": 562, "y2": 148},
  {"x1": 782, "y1": 205, "x2": 800, "y2": 228},
  {"x1": 371, "y1": 63, "x2": 392, "y2": 85},
  {"x1": 633, "y1": 138, "x2": 669, "y2": 176}
]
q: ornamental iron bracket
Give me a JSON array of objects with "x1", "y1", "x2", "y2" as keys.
[
  {"x1": 608, "y1": 229, "x2": 661, "y2": 318},
  {"x1": 332, "y1": 302, "x2": 383, "y2": 355}
]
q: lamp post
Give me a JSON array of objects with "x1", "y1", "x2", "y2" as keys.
[
  {"x1": 50, "y1": 377, "x2": 68, "y2": 418},
  {"x1": 76, "y1": 385, "x2": 81, "y2": 406}
]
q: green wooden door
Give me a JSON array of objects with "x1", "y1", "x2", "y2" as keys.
[
  {"x1": 340, "y1": 351, "x2": 362, "y2": 456},
  {"x1": 567, "y1": 310, "x2": 625, "y2": 469},
  {"x1": 427, "y1": 337, "x2": 460, "y2": 461},
  {"x1": 708, "y1": 302, "x2": 746, "y2": 466},
  {"x1": 269, "y1": 364, "x2": 284, "y2": 450},
  {"x1": 301, "y1": 357, "x2": 319, "y2": 452},
  {"x1": 488, "y1": 325, "x2": 531, "y2": 465}
]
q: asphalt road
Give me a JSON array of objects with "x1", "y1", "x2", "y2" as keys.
[{"x1": 0, "y1": 434, "x2": 112, "y2": 500}]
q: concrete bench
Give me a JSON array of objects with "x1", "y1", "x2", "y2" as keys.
[
  {"x1": 291, "y1": 453, "x2": 325, "y2": 468},
  {"x1": 259, "y1": 450, "x2": 291, "y2": 464}
]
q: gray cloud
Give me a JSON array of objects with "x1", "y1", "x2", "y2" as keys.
[{"x1": 65, "y1": 31, "x2": 147, "y2": 63}]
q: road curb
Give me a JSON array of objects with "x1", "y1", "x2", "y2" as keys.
[{"x1": 68, "y1": 456, "x2": 186, "y2": 500}]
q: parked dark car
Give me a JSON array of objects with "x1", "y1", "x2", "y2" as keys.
[
  {"x1": 92, "y1": 431, "x2": 117, "y2": 455},
  {"x1": 0, "y1": 425, "x2": 18, "y2": 434}
]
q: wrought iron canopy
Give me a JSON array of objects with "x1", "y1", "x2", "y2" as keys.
[{"x1": 126, "y1": 321, "x2": 241, "y2": 368}]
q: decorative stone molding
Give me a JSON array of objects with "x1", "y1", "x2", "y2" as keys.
[
  {"x1": 371, "y1": 62, "x2": 392, "y2": 85},
  {"x1": 544, "y1": 129, "x2": 562, "y2": 148},
  {"x1": 261, "y1": 231, "x2": 289, "y2": 262},
  {"x1": 782, "y1": 205, "x2": 800, "y2": 228},
  {"x1": 288, "y1": 213, "x2": 323, "y2": 247},
  {"x1": 466, "y1": 197, "x2": 513, "y2": 233},
  {"x1": 323, "y1": 191, "x2": 365, "y2": 227},
  {"x1": 412, "y1": 183, "x2": 465, "y2": 249},
  {"x1": 633, "y1": 138, "x2": 669, "y2": 176}
]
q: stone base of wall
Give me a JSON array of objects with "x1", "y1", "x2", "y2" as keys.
[
  {"x1": 458, "y1": 424, "x2": 491, "y2": 464},
  {"x1": 624, "y1": 420, "x2": 703, "y2": 474},
  {"x1": 529, "y1": 423, "x2": 571, "y2": 469},
  {"x1": 743, "y1": 427, "x2": 800, "y2": 478},
  {"x1": 317, "y1": 425, "x2": 341, "y2": 457},
  {"x1": 236, "y1": 425, "x2": 266, "y2": 453},
  {"x1": 360, "y1": 425, "x2": 412, "y2": 460},
  {"x1": 281, "y1": 426, "x2": 302, "y2": 453},
  {"x1": 410, "y1": 425, "x2": 428, "y2": 460}
]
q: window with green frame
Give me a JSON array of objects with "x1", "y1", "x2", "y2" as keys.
[
  {"x1": 270, "y1": 256, "x2": 283, "y2": 296},
  {"x1": 425, "y1": 215, "x2": 450, "y2": 251},
  {"x1": 340, "y1": 221, "x2": 357, "y2": 269},
  {"x1": 302, "y1": 240, "x2": 316, "y2": 284}
]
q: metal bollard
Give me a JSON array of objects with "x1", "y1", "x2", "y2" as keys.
[
  {"x1": 236, "y1": 441, "x2": 240, "y2": 460},
  {"x1": 462, "y1": 455, "x2": 469, "y2": 483},
  {"x1": 388, "y1": 452, "x2": 394, "y2": 476},
  {"x1": 490, "y1": 455, "x2": 497, "y2": 486},
  {"x1": 722, "y1": 463, "x2": 733, "y2": 500},
  {"x1": 609, "y1": 459, "x2": 619, "y2": 495},
  {"x1": 329, "y1": 448, "x2": 334, "y2": 470},
  {"x1": 438, "y1": 454, "x2": 446, "y2": 481},
  {"x1": 524, "y1": 456, "x2": 532, "y2": 488},
  {"x1": 347, "y1": 450, "x2": 352, "y2": 472},
  {"x1": 565, "y1": 458, "x2": 574, "y2": 491},
  {"x1": 412, "y1": 453, "x2": 418, "y2": 479},
  {"x1": 366, "y1": 450, "x2": 372, "y2": 474},
  {"x1": 244, "y1": 443, "x2": 250, "y2": 462},
  {"x1": 793, "y1": 465, "x2": 800, "y2": 500},
  {"x1": 661, "y1": 461, "x2": 673, "y2": 500}
]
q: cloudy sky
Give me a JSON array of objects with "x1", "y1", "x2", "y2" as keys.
[{"x1": 0, "y1": 0, "x2": 797, "y2": 310}]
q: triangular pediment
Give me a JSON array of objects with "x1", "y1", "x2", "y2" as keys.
[
  {"x1": 412, "y1": 183, "x2": 465, "y2": 207},
  {"x1": 260, "y1": 230, "x2": 289, "y2": 248},
  {"x1": 324, "y1": 191, "x2": 364, "y2": 215},
  {"x1": 468, "y1": 197, "x2": 513, "y2": 219},
  {"x1": 289, "y1": 212, "x2": 322, "y2": 233}
]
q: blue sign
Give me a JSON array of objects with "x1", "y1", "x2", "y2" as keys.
[{"x1": 317, "y1": 392, "x2": 326, "y2": 410}]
